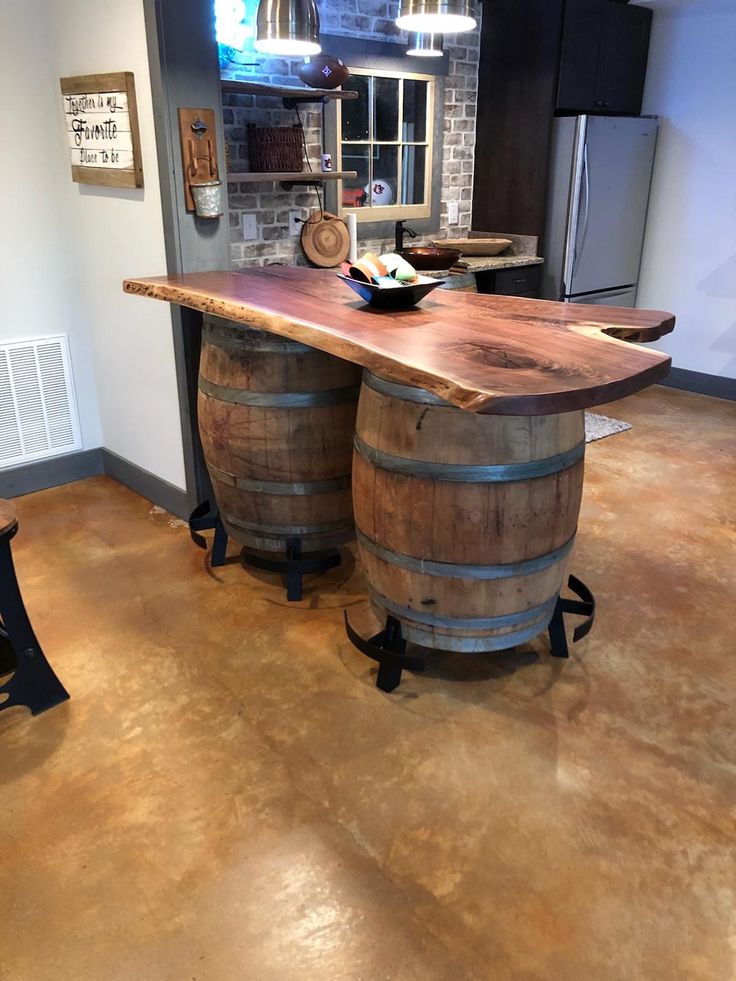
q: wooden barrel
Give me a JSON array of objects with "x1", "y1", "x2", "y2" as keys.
[
  {"x1": 198, "y1": 315, "x2": 361, "y2": 552},
  {"x1": 353, "y1": 371, "x2": 586, "y2": 652}
]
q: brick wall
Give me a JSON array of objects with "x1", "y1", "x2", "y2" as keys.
[{"x1": 221, "y1": 1, "x2": 480, "y2": 268}]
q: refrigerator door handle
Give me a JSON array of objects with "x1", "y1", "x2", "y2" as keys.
[
  {"x1": 576, "y1": 142, "x2": 591, "y2": 271},
  {"x1": 562, "y1": 117, "x2": 587, "y2": 296}
]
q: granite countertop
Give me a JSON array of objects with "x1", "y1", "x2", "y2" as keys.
[
  {"x1": 454, "y1": 254, "x2": 544, "y2": 273},
  {"x1": 420, "y1": 231, "x2": 544, "y2": 278},
  {"x1": 423, "y1": 254, "x2": 544, "y2": 281}
]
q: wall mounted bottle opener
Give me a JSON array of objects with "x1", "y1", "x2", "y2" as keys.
[{"x1": 177, "y1": 107, "x2": 221, "y2": 213}]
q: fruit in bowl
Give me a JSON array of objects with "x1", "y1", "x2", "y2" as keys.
[{"x1": 338, "y1": 251, "x2": 444, "y2": 310}]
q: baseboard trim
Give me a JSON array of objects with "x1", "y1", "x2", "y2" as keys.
[
  {"x1": 0, "y1": 447, "x2": 191, "y2": 520},
  {"x1": 101, "y1": 449, "x2": 191, "y2": 520},
  {"x1": 0, "y1": 448, "x2": 104, "y2": 498},
  {"x1": 659, "y1": 368, "x2": 736, "y2": 401}
]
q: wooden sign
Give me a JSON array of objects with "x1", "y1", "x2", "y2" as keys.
[{"x1": 60, "y1": 72, "x2": 143, "y2": 188}]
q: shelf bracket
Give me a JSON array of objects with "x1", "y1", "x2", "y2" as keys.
[{"x1": 282, "y1": 96, "x2": 330, "y2": 109}]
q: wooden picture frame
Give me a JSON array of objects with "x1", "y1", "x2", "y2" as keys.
[{"x1": 60, "y1": 72, "x2": 144, "y2": 188}]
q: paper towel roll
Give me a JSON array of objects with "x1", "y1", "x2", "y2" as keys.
[{"x1": 346, "y1": 213, "x2": 358, "y2": 263}]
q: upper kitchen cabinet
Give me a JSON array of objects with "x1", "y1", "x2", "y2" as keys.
[
  {"x1": 472, "y1": 0, "x2": 653, "y2": 239},
  {"x1": 557, "y1": 0, "x2": 652, "y2": 114}
]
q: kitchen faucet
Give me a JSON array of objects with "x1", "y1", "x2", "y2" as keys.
[{"x1": 395, "y1": 220, "x2": 418, "y2": 253}]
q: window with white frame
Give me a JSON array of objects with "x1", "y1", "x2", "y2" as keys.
[{"x1": 336, "y1": 68, "x2": 435, "y2": 222}]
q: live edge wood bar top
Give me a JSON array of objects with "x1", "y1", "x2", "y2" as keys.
[{"x1": 123, "y1": 266, "x2": 675, "y2": 416}]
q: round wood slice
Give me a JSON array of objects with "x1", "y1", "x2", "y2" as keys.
[{"x1": 300, "y1": 211, "x2": 350, "y2": 268}]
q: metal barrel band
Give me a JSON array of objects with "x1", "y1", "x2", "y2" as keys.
[
  {"x1": 356, "y1": 528, "x2": 576, "y2": 581},
  {"x1": 363, "y1": 371, "x2": 451, "y2": 406},
  {"x1": 199, "y1": 376, "x2": 361, "y2": 408},
  {"x1": 208, "y1": 465, "x2": 351, "y2": 496},
  {"x1": 203, "y1": 316, "x2": 314, "y2": 352},
  {"x1": 368, "y1": 587, "x2": 559, "y2": 631},
  {"x1": 223, "y1": 512, "x2": 352, "y2": 537},
  {"x1": 399, "y1": 615, "x2": 555, "y2": 654},
  {"x1": 353, "y1": 433, "x2": 585, "y2": 483}
]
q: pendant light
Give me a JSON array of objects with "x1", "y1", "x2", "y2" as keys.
[
  {"x1": 406, "y1": 32, "x2": 444, "y2": 56},
  {"x1": 396, "y1": 0, "x2": 476, "y2": 34},
  {"x1": 254, "y1": 0, "x2": 321, "y2": 56}
]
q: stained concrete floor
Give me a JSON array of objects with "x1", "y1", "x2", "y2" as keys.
[{"x1": 0, "y1": 385, "x2": 734, "y2": 981}]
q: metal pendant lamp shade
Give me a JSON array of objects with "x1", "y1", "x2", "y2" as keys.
[
  {"x1": 396, "y1": 0, "x2": 476, "y2": 34},
  {"x1": 406, "y1": 32, "x2": 444, "y2": 56},
  {"x1": 254, "y1": 0, "x2": 321, "y2": 55}
]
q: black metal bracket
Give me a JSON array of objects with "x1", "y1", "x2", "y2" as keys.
[
  {"x1": 282, "y1": 96, "x2": 330, "y2": 109},
  {"x1": 189, "y1": 501, "x2": 229, "y2": 567},
  {"x1": 280, "y1": 179, "x2": 329, "y2": 190},
  {"x1": 242, "y1": 537, "x2": 341, "y2": 602},
  {"x1": 0, "y1": 528, "x2": 69, "y2": 717},
  {"x1": 547, "y1": 575, "x2": 597, "y2": 659},
  {"x1": 344, "y1": 612, "x2": 425, "y2": 693}
]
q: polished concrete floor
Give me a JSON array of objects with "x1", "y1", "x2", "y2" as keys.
[{"x1": 1, "y1": 385, "x2": 734, "y2": 981}]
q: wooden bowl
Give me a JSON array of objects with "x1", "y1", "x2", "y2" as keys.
[
  {"x1": 398, "y1": 246, "x2": 462, "y2": 270},
  {"x1": 435, "y1": 238, "x2": 512, "y2": 256},
  {"x1": 337, "y1": 274, "x2": 443, "y2": 310}
]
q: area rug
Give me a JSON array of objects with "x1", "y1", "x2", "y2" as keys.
[{"x1": 584, "y1": 412, "x2": 632, "y2": 443}]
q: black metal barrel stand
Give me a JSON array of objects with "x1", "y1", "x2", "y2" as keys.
[{"x1": 0, "y1": 501, "x2": 69, "y2": 716}]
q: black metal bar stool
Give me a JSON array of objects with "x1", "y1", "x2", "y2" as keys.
[{"x1": 0, "y1": 500, "x2": 69, "y2": 716}]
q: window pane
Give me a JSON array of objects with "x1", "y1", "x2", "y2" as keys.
[
  {"x1": 370, "y1": 145, "x2": 399, "y2": 206},
  {"x1": 341, "y1": 145, "x2": 370, "y2": 208},
  {"x1": 401, "y1": 146, "x2": 427, "y2": 205},
  {"x1": 402, "y1": 79, "x2": 428, "y2": 142},
  {"x1": 342, "y1": 75, "x2": 369, "y2": 141},
  {"x1": 374, "y1": 77, "x2": 399, "y2": 142}
]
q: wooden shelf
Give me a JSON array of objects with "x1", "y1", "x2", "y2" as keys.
[
  {"x1": 221, "y1": 80, "x2": 358, "y2": 101},
  {"x1": 226, "y1": 170, "x2": 357, "y2": 183}
]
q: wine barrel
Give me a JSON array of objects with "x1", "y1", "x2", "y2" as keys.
[
  {"x1": 198, "y1": 315, "x2": 361, "y2": 552},
  {"x1": 353, "y1": 371, "x2": 586, "y2": 652}
]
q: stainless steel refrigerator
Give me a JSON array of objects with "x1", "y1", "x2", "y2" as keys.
[{"x1": 541, "y1": 114, "x2": 658, "y2": 307}]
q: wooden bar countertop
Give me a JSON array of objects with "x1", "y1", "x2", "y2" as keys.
[{"x1": 123, "y1": 266, "x2": 675, "y2": 415}]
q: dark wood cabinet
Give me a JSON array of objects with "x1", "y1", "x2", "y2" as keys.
[
  {"x1": 557, "y1": 0, "x2": 652, "y2": 114},
  {"x1": 476, "y1": 265, "x2": 542, "y2": 298},
  {"x1": 601, "y1": 3, "x2": 652, "y2": 113},
  {"x1": 472, "y1": 0, "x2": 653, "y2": 240},
  {"x1": 557, "y1": 0, "x2": 608, "y2": 112}
]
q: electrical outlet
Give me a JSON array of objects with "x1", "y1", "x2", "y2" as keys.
[
  {"x1": 242, "y1": 213, "x2": 257, "y2": 240},
  {"x1": 288, "y1": 210, "x2": 303, "y2": 235},
  {"x1": 448, "y1": 201, "x2": 459, "y2": 225}
]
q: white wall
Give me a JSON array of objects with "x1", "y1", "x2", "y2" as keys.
[
  {"x1": 637, "y1": 0, "x2": 736, "y2": 379},
  {"x1": 0, "y1": 1, "x2": 103, "y2": 451},
  {"x1": 0, "y1": 0, "x2": 186, "y2": 488}
]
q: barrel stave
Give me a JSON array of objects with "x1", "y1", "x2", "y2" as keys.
[
  {"x1": 198, "y1": 398, "x2": 357, "y2": 482},
  {"x1": 353, "y1": 453, "x2": 583, "y2": 566}
]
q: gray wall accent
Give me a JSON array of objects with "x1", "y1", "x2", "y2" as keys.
[
  {"x1": 1, "y1": 448, "x2": 189, "y2": 519},
  {"x1": 102, "y1": 450, "x2": 191, "y2": 520},
  {"x1": 658, "y1": 368, "x2": 736, "y2": 402},
  {"x1": 143, "y1": 0, "x2": 233, "y2": 515},
  {"x1": 0, "y1": 450, "x2": 104, "y2": 499},
  {"x1": 144, "y1": 0, "x2": 231, "y2": 275}
]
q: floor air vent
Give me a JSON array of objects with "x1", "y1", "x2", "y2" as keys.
[{"x1": 0, "y1": 336, "x2": 82, "y2": 467}]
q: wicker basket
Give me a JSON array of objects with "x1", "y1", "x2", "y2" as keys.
[{"x1": 247, "y1": 124, "x2": 304, "y2": 173}]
